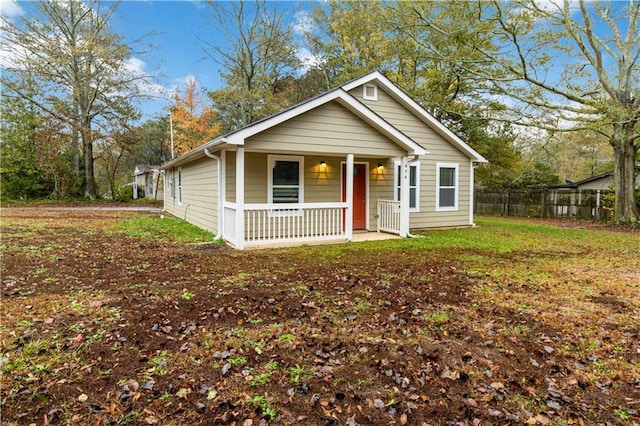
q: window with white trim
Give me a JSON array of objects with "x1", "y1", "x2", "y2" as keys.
[
  {"x1": 394, "y1": 161, "x2": 420, "y2": 212},
  {"x1": 363, "y1": 84, "x2": 377, "y2": 101},
  {"x1": 436, "y1": 163, "x2": 458, "y2": 211},
  {"x1": 268, "y1": 155, "x2": 304, "y2": 204},
  {"x1": 177, "y1": 168, "x2": 183, "y2": 205}
]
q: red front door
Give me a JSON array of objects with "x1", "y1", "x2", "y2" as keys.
[{"x1": 342, "y1": 163, "x2": 367, "y2": 230}]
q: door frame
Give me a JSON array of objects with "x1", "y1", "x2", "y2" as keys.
[{"x1": 341, "y1": 161, "x2": 369, "y2": 230}]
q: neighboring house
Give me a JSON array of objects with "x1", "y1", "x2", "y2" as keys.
[
  {"x1": 160, "y1": 71, "x2": 487, "y2": 249},
  {"x1": 133, "y1": 165, "x2": 163, "y2": 201},
  {"x1": 547, "y1": 169, "x2": 640, "y2": 218}
]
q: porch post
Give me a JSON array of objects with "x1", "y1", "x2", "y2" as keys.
[
  {"x1": 235, "y1": 147, "x2": 245, "y2": 250},
  {"x1": 399, "y1": 156, "x2": 409, "y2": 237},
  {"x1": 345, "y1": 153, "x2": 354, "y2": 241},
  {"x1": 220, "y1": 150, "x2": 227, "y2": 237}
]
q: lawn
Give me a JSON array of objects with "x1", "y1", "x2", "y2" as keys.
[{"x1": 1, "y1": 208, "x2": 638, "y2": 425}]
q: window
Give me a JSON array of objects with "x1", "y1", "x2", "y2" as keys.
[
  {"x1": 177, "y1": 168, "x2": 183, "y2": 205},
  {"x1": 436, "y1": 163, "x2": 458, "y2": 211},
  {"x1": 268, "y1": 155, "x2": 303, "y2": 204},
  {"x1": 363, "y1": 84, "x2": 377, "y2": 101},
  {"x1": 394, "y1": 161, "x2": 420, "y2": 212}
]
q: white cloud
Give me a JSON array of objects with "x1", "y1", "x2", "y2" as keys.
[
  {"x1": 0, "y1": 0, "x2": 24, "y2": 18},
  {"x1": 121, "y1": 56, "x2": 167, "y2": 98},
  {"x1": 296, "y1": 47, "x2": 322, "y2": 71},
  {"x1": 293, "y1": 10, "x2": 315, "y2": 36}
]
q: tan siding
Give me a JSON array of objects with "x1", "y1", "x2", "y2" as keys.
[
  {"x1": 225, "y1": 151, "x2": 236, "y2": 203},
  {"x1": 164, "y1": 157, "x2": 218, "y2": 234},
  {"x1": 246, "y1": 102, "x2": 405, "y2": 157},
  {"x1": 303, "y1": 155, "x2": 342, "y2": 203},
  {"x1": 407, "y1": 158, "x2": 471, "y2": 228},
  {"x1": 245, "y1": 152, "x2": 268, "y2": 203},
  {"x1": 350, "y1": 84, "x2": 474, "y2": 228}
]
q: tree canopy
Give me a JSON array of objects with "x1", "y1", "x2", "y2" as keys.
[{"x1": 1, "y1": 0, "x2": 151, "y2": 198}]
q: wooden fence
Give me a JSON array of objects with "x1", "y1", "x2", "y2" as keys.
[{"x1": 474, "y1": 188, "x2": 613, "y2": 221}]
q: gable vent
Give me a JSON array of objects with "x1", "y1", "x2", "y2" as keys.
[{"x1": 363, "y1": 84, "x2": 378, "y2": 101}]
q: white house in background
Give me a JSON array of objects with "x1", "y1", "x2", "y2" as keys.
[
  {"x1": 133, "y1": 165, "x2": 163, "y2": 201},
  {"x1": 160, "y1": 71, "x2": 487, "y2": 249}
]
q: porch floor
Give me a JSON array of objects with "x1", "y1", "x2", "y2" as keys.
[{"x1": 243, "y1": 231, "x2": 400, "y2": 250}]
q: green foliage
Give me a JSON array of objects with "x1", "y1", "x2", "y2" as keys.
[
  {"x1": 2, "y1": 0, "x2": 148, "y2": 199},
  {"x1": 246, "y1": 393, "x2": 277, "y2": 420},
  {"x1": 0, "y1": 95, "x2": 53, "y2": 200},
  {"x1": 204, "y1": 1, "x2": 302, "y2": 132},
  {"x1": 117, "y1": 214, "x2": 217, "y2": 244}
]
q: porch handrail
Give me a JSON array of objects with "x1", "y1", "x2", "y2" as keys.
[
  {"x1": 243, "y1": 202, "x2": 348, "y2": 245},
  {"x1": 377, "y1": 199, "x2": 401, "y2": 235},
  {"x1": 244, "y1": 202, "x2": 347, "y2": 210}
]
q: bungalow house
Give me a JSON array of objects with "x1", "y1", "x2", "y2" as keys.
[
  {"x1": 133, "y1": 165, "x2": 163, "y2": 201},
  {"x1": 160, "y1": 71, "x2": 487, "y2": 249}
]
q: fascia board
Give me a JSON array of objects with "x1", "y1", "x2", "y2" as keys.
[
  {"x1": 160, "y1": 138, "x2": 228, "y2": 170},
  {"x1": 342, "y1": 72, "x2": 488, "y2": 163}
]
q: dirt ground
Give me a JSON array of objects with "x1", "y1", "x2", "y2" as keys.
[{"x1": 1, "y1": 208, "x2": 638, "y2": 425}]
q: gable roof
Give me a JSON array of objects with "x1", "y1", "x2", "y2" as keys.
[
  {"x1": 225, "y1": 88, "x2": 426, "y2": 156},
  {"x1": 342, "y1": 71, "x2": 487, "y2": 163},
  {"x1": 162, "y1": 71, "x2": 485, "y2": 169}
]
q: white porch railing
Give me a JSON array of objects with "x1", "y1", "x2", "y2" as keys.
[
  {"x1": 377, "y1": 199, "x2": 401, "y2": 235},
  {"x1": 225, "y1": 202, "x2": 349, "y2": 247},
  {"x1": 223, "y1": 203, "x2": 238, "y2": 245}
]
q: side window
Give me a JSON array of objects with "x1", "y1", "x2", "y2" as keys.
[
  {"x1": 394, "y1": 161, "x2": 420, "y2": 212},
  {"x1": 436, "y1": 163, "x2": 458, "y2": 211},
  {"x1": 170, "y1": 171, "x2": 175, "y2": 198},
  {"x1": 177, "y1": 168, "x2": 183, "y2": 205}
]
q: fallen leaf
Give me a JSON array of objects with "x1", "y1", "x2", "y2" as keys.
[
  {"x1": 207, "y1": 388, "x2": 218, "y2": 400},
  {"x1": 175, "y1": 387, "x2": 190, "y2": 399}
]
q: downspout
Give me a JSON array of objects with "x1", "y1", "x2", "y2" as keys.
[
  {"x1": 204, "y1": 148, "x2": 223, "y2": 240},
  {"x1": 406, "y1": 155, "x2": 423, "y2": 239}
]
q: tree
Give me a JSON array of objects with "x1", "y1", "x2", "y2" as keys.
[
  {"x1": 457, "y1": 0, "x2": 639, "y2": 222},
  {"x1": 0, "y1": 94, "x2": 53, "y2": 199},
  {"x1": 1, "y1": 0, "x2": 149, "y2": 198},
  {"x1": 307, "y1": 1, "x2": 521, "y2": 189},
  {"x1": 170, "y1": 77, "x2": 221, "y2": 157},
  {"x1": 124, "y1": 117, "x2": 172, "y2": 168},
  {"x1": 307, "y1": 1, "x2": 396, "y2": 85},
  {"x1": 202, "y1": 0, "x2": 301, "y2": 132}
]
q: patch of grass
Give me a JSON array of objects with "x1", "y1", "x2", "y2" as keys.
[
  {"x1": 117, "y1": 214, "x2": 217, "y2": 244},
  {"x1": 426, "y1": 311, "x2": 450, "y2": 324},
  {"x1": 250, "y1": 372, "x2": 273, "y2": 387},
  {"x1": 180, "y1": 290, "x2": 195, "y2": 300},
  {"x1": 246, "y1": 393, "x2": 277, "y2": 421},
  {"x1": 289, "y1": 364, "x2": 311, "y2": 384}
]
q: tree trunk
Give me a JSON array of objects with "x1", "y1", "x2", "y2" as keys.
[
  {"x1": 82, "y1": 129, "x2": 96, "y2": 199},
  {"x1": 611, "y1": 123, "x2": 639, "y2": 223},
  {"x1": 72, "y1": 128, "x2": 80, "y2": 179}
]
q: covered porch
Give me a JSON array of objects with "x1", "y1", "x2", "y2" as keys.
[{"x1": 219, "y1": 148, "x2": 415, "y2": 250}]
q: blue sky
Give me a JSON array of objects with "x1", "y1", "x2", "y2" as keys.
[{"x1": 1, "y1": 0, "x2": 316, "y2": 121}]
